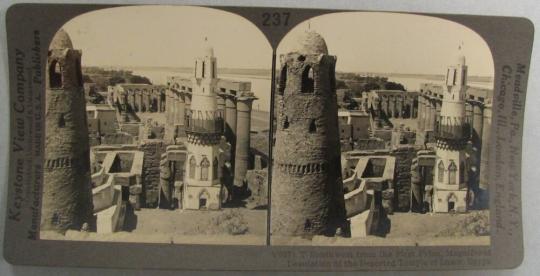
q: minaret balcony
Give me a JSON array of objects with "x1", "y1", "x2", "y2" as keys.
[
  {"x1": 434, "y1": 122, "x2": 471, "y2": 141},
  {"x1": 184, "y1": 117, "x2": 224, "y2": 135}
]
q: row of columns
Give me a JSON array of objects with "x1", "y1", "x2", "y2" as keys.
[
  {"x1": 417, "y1": 96, "x2": 439, "y2": 132},
  {"x1": 378, "y1": 95, "x2": 418, "y2": 119},
  {"x1": 119, "y1": 91, "x2": 166, "y2": 113},
  {"x1": 165, "y1": 88, "x2": 256, "y2": 188},
  {"x1": 166, "y1": 90, "x2": 190, "y2": 125}
]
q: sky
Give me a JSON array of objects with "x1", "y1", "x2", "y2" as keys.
[
  {"x1": 61, "y1": 6, "x2": 494, "y2": 77},
  {"x1": 278, "y1": 12, "x2": 494, "y2": 77},
  {"x1": 62, "y1": 5, "x2": 272, "y2": 69}
]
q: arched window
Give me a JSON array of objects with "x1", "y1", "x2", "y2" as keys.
[
  {"x1": 202, "y1": 61, "x2": 205, "y2": 78},
  {"x1": 189, "y1": 156, "x2": 196, "y2": 179},
  {"x1": 58, "y1": 113, "x2": 66, "y2": 128},
  {"x1": 309, "y1": 119, "x2": 317, "y2": 133},
  {"x1": 283, "y1": 116, "x2": 289, "y2": 130},
  {"x1": 49, "y1": 59, "x2": 62, "y2": 88},
  {"x1": 301, "y1": 66, "x2": 314, "y2": 93},
  {"x1": 438, "y1": 160, "x2": 445, "y2": 183},
  {"x1": 200, "y1": 157, "x2": 210, "y2": 181},
  {"x1": 278, "y1": 65, "x2": 287, "y2": 95},
  {"x1": 213, "y1": 157, "x2": 219, "y2": 180},
  {"x1": 448, "y1": 161, "x2": 457, "y2": 185}
]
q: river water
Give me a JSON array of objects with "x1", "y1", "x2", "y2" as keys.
[{"x1": 132, "y1": 69, "x2": 494, "y2": 113}]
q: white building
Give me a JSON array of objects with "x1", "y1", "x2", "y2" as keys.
[
  {"x1": 182, "y1": 41, "x2": 224, "y2": 210},
  {"x1": 432, "y1": 49, "x2": 470, "y2": 213}
]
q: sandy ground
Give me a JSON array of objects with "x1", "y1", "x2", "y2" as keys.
[
  {"x1": 41, "y1": 210, "x2": 489, "y2": 246},
  {"x1": 41, "y1": 208, "x2": 267, "y2": 245},
  {"x1": 272, "y1": 211, "x2": 490, "y2": 246}
]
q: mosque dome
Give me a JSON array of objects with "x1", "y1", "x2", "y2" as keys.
[
  {"x1": 49, "y1": 29, "x2": 73, "y2": 50},
  {"x1": 290, "y1": 30, "x2": 328, "y2": 55}
]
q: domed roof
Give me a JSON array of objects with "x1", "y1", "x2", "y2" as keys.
[
  {"x1": 49, "y1": 29, "x2": 73, "y2": 50},
  {"x1": 290, "y1": 30, "x2": 328, "y2": 55}
]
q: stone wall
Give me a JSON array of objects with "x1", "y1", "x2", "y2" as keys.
[
  {"x1": 120, "y1": 123, "x2": 141, "y2": 140},
  {"x1": 245, "y1": 169, "x2": 268, "y2": 209},
  {"x1": 391, "y1": 145, "x2": 416, "y2": 212},
  {"x1": 354, "y1": 138, "x2": 386, "y2": 151},
  {"x1": 102, "y1": 132, "x2": 134, "y2": 145},
  {"x1": 139, "y1": 140, "x2": 167, "y2": 207}
]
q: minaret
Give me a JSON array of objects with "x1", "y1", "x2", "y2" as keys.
[
  {"x1": 271, "y1": 31, "x2": 347, "y2": 236},
  {"x1": 42, "y1": 29, "x2": 94, "y2": 232},
  {"x1": 182, "y1": 39, "x2": 224, "y2": 210},
  {"x1": 432, "y1": 47, "x2": 471, "y2": 213}
]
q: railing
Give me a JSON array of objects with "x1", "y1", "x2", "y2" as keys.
[
  {"x1": 184, "y1": 115, "x2": 224, "y2": 134},
  {"x1": 434, "y1": 115, "x2": 472, "y2": 140}
]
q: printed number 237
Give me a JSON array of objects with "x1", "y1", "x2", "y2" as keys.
[{"x1": 262, "y1": 12, "x2": 290, "y2": 27}]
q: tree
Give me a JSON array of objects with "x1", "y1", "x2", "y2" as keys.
[
  {"x1": 129, "y1": 75, "x2": 152, "y2": 85},
  {"x1": 82, "y1": 74, "x2": 93, "y2": 83},
  {"x1": 384, "y1": 81, "x2": 406, "y2": 91},
  {"x1": 363, "y1": 82, "x2": 381, "y2": 92},
  {"x1": 109, "y1": 76, "x2": 126, "y2": 86},
  {"x1": 335, "y1": 79, "x2": 348, "y2": 89}
]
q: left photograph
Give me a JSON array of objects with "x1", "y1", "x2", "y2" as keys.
[{"x1": 40, "y1": 5, "x2": 272, "y2": 245}]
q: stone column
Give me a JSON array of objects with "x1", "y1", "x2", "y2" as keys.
[
  {"x1": 216, "y1": 93, "x2": 227, "y2": 129},
  {"x1": 165, "y1": 92, "x2": 171, "y2": 124},
  {"x1": 396, "y1": 96, "x2": 403, "y2": 118},
  {"x1": 170, "y1": 92, "x2": 177, "y2": 124},
  {"x1": 225, "y1": 95, "x2": 237, "y2": 146},
  {"x1": 382, "y1": 96, "x2": 388, "y2": 117},
  {"x1": 435, "y1": 99, "x2": 442, "y2": 131},
  {"x1": 417, "y1": 96, "x2": 425, "y2": 131},
  {"x1": 413, "y1": 96, "x2": 418, "y2": 118},
  {"x1": 472, "y1": 102, "x2": 484, "y2": 148},
  {"x1": 216, "y1": 94, "x2": 226, "y2": 118},
  {"x1": 185, "y1": 93, "x2": 192, "y2": 114},
  {"x1": 167, "y1": 91, "x2": 175, "y2": 124},
  {"x1": 146, "y1": 94, "x2": 152, "y2": 112},
  {"x1": 136, "y1": 93, "x2": 142, "y2": 112},
  {"x1": 478, "y1": 101, "x2": 491, "y2": 208},
  {"x1": 233, "y1": 97, "x2": 256, "y2": 188},
  {"x1": 465, "y1": 102, "x2": 473, "y2": 128},
  {"x1": 157, "y1": 91, "x2": 162, "y2": 113},
  {"x1": 177, "y1": 93, "x2": 186, "y2": 126},
  {"x1": 424, "y1": 98, "x2": 433, "y2": 131},
  {"x1": 388, "y1": 96, "x2": 395, "y2": 118}
]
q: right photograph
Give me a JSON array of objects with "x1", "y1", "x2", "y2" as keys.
[{"x1": 270, "y1": 12, "x2": 493, "y2": 246}]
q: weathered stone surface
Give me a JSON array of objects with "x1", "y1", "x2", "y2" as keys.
[
  {"x1": 42, "y1": 31, "x2": 94, "y2": 233},
  {"x1": 102, "y1": 132, "x2": 134, "y2": 145},
  {"x1": 139, "y1": 140, "x2": 166, "y2": 207},
  {"x1": 245, "y1": 169, "x2": 268, "y2": 209},
  {"x1": 391, "y1": 145, "x2": 416, "y2": 212},
  {"x1": 271, "y1": 33, "x2": 346, "y2": 237}
]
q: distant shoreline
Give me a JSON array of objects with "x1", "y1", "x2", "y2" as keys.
[{"x1": 85, "y1": 65, "x2": 493, "y2": 83}]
